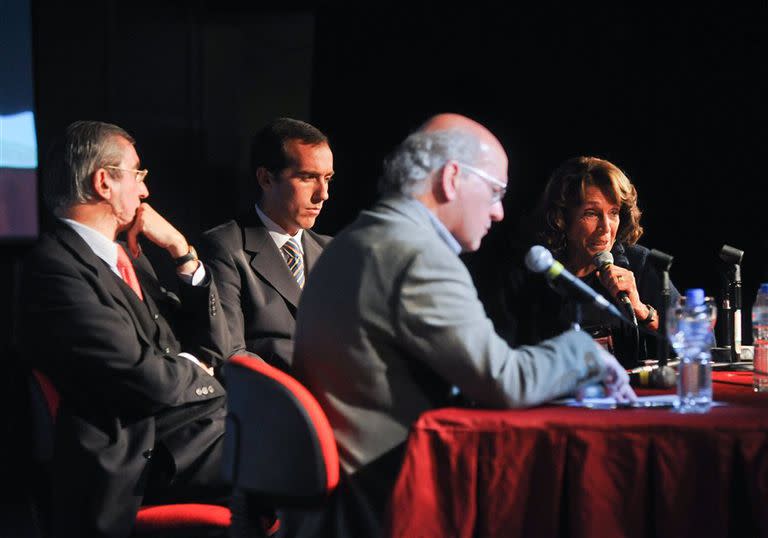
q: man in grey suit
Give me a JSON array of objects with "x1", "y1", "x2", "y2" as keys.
[
  {"x1": 292, "y1": 113, "x2": 634, "y2": 524},
  {"x1": 200, "y1": 118, "x2": 333, "y2": 371}
]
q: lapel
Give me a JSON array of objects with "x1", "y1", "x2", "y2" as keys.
[
  {"x1": 241, "y1": 214, "x2": 302, "y2": 308},
  {"x1": 53, "y1": 223, "x2": 156, "y2": 345},
  {"x1": 302, "y1": 230, "x2": 324, "y2": 272},
  {"x1": 119, "y1": 247, "x2": 164, "y2": 334}
]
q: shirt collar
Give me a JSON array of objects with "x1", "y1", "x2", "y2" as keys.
[
  {"x1": 408, "y1": 198, "x2": 462, "y2": 255},
  {"x1": 60, "y1": 218, "x2": 120, "y2": 274},
  {"x1": 254, "y1": 204, "x2": 304, "y2": 252}
]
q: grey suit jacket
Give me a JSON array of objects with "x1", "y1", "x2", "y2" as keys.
[
  {"x1": 293, "y1": 195, "x2": 606, "y2": 475},
  {"x1": 200, "y1": 213, "x2": 331, "y2": 370}
]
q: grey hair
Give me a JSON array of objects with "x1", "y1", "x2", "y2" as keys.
[
  {"x1": 379, "y1": 129, "x2": 485, "y2": 196},
  {"x1": 43, "y1": 120, "x2": 134, "y2": 215}
]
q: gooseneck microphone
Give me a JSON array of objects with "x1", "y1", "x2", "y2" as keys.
[
  {"x1": 719, "y1": 244, "x2": 744, "y2": 362},
  {"x1": 647, "y1": 248, "x2": 676, "y2": 387},
  {"x1": 525, "y1": 245, "x2": 625, "y2": 321}
]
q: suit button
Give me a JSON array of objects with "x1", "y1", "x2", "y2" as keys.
[
  {"x1": 143, "y1": 449, "x2": 153, "y2": 460},
  {"x1": 195, "y1": 388, "x2": 202, "y2": 396},
  {"x1": 201, "y1": 386, "x2": 209, "y2": 395},
  {"x1": 160, "y1": 287, "x2": 167, "y2": 293},
  {"x1": 164, "y1": 347, "x2": 170, "y2": 354},
  {"x1": 153, "y1": 313, "x2": 159, "y2": 320},
  {"x1": 208, "y1": 385, "x2": 215, "y2": 393}
]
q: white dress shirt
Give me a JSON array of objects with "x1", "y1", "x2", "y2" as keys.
[{"x1": 254, "y1": 204, "x2": 304, "y2": 255}]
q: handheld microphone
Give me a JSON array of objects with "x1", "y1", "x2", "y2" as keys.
[
  {"x1": 525, "y1": 245, "x2": 625, "y2": 321},
  {"x1": 594, "y1": 247, "x2": 640, "y2": 366},
  {"x1": 592, "y1": 250, "x2": 632, "y2": 309}
]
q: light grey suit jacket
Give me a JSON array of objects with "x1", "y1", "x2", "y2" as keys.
[
  {"x1": 294, "y1": 195, "x2": 606, "y2": 475},
  {"x1": 200, "y1": 213, "x2": 331, "y2": 370}
]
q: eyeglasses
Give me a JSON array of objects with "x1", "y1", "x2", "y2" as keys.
[
  {"x1": 456, "y1": 162, "x2": 507, "y2": 204},
  {"x1": 105, "y1": 165, "x2": 149, "y2": 183}
]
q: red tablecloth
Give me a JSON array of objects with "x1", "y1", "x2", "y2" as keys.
[{"x1": 389, "y1": 371, "x2": 768, "y2": 538}]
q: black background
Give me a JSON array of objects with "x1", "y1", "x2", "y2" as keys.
[
  {"x1": 4, "y1": 2, "x2": 768, "y2": 351},
  {"x1": 2, "y1": 3, "x2": 766, "y2": 346}
]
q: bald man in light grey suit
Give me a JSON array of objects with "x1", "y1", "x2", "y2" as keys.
[{"x1": 292, "y1": 114, "x2": 635, "y2": 527}]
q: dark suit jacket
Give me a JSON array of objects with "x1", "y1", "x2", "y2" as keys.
[
  {"x1": 18, "y1": 222, "x2": 230, "y2": 538},
  {"x1": 200, "y1": 213, "x2": 331, "y2": 370}
]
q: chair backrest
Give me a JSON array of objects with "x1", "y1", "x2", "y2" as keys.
[
  {"x1": 28, "y1": 369, "x2": 59, "y2": 463},
  {"x1": 222, "y1": 354, "x2": 339, "y2": 500}
]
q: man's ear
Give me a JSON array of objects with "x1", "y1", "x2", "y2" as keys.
[
  {"x1": 436, "y1": 160, "x2": 461, "y2": 202},
  {"x1": 92, "y1": 169, "x2": 112, "y2": 200},
  {"x1": 256, "y1": 167, "x2": 273, "y2": 192}
]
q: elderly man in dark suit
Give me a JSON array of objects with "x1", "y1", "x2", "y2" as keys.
[
  {"x1": 200, "y1": 118, "x2": 333, "y2": 371},
  {"x1": 18, "y1": 121, "x2": 230, "y2": 538}
]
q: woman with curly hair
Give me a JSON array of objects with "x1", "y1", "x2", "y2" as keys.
[{"x1": 483, "y1": 156, "x2": 679, "y2": 368}]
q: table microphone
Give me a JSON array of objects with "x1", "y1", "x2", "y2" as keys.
[
  {"x1": 719, "y1": 244, "x2": 744, "y2": 360},
  {"x1": 628, "y1": 363, "x2": 677, "y2": 389}
]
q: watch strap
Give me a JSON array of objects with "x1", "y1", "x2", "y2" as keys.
[{"x1": 174, "y1": 245, "x2": 198, "y2": 267}]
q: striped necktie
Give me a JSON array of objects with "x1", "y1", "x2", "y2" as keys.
[
  {"x1": 116, "y1": 244, "x2": 144, "y2": 300},
  {"x1": 281, "y1": 237, "x2": 305, "y2": 288}
]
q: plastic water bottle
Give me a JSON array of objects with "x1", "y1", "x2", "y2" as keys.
[
  {"x1": 670, "y1": 288, "x2": 715, "y2": 413},
  {"x1": 752, "y1": 283, "x2": 768, "y2": 392}
]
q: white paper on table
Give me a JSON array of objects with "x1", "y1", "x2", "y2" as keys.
[{"x1": 550, "y1": 394, "x2": 726, "y2": 409}]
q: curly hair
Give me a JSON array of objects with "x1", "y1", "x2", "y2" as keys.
[{"x1": 537, "y1": 156, "x2": 643, "y2": 256}]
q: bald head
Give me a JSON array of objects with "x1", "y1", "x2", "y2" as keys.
[
  {"x1": 420, "y1": 113, "x2": 487, "y2": 135},
  {"x1": 419, "y1": 113, "x2": 506, "y2": 168},
  {"x1": 378, "y1": 113, "x2": 509, "y2": 250}
]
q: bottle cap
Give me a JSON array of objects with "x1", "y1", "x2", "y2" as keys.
[{"x1": 685, "y1": 288, "x2": 705, "y2": 307}]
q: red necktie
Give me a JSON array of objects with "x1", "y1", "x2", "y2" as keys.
[{"x1": 116, "y1": 244, "x2": 144, "y2": 301}]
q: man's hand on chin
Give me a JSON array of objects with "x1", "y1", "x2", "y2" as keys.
[{"x1": 125, "y1": 203, "x2": 189, "y2": 260}]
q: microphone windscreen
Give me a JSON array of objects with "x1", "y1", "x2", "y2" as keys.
[
  {"x1": 593, "y1": 250, "x2": 613, "y2": 269},
  {"x1": 525, "y1": 245, "x2": 553, "y2": 274},
  {"x1": 719, "y1": 244, "x2": 744, "y2": 265}
]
